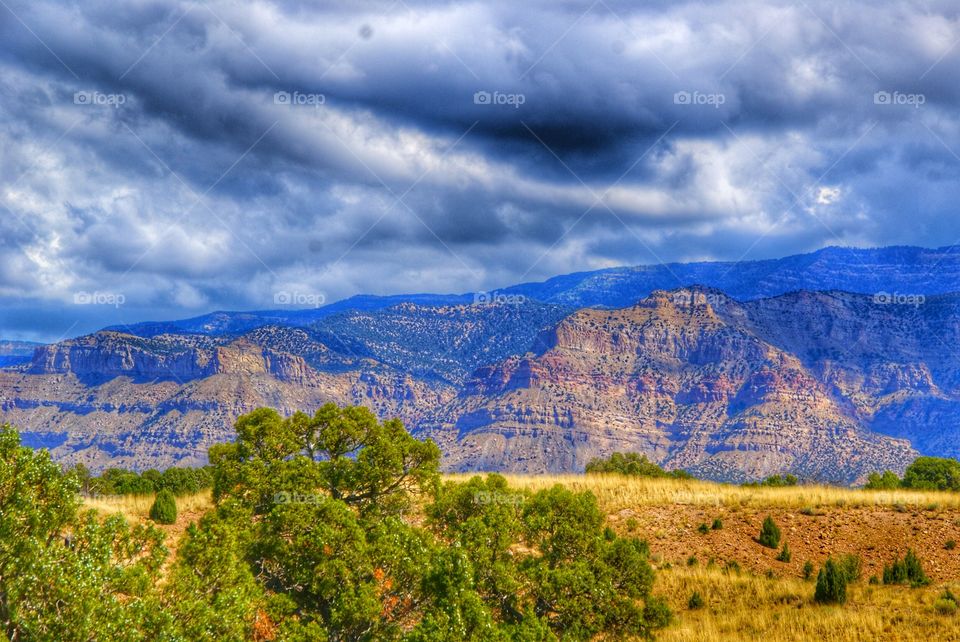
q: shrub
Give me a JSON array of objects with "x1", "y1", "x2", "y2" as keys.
[
  {"x1": 802, "y1": 561, "x2": 814, "y2": 580},
  {"x1": 697, "y1": 523, "x2": 709, "y2": 534},
  {"x1": 864, "y1": 470, "x2": 901, "y2": 490},
  {"x1": 776, "y1": 542, "x2": 792, "y2": 563},
  {"x1": 814, "y1": 558, "x2": 847, "y2": 604},
  {"x1": 935, "y1": 589, "x2": 960, "y2": 616},
  {"x1": 688, "y1": 592, "x2": 705, "y2": 610},
  {"x1": 711, "y1": 518, "x2": 723, "y2": 530},
  {"x1": 687, "y1": 555, "x2": 698, "y2": 567},
  {"x1": 837, "y1": 554, "x2": 862, "y2": 583},
  {"x1": 758, "y1": 516, "x2": 781, "y2": 549},
  {"x1": 946, "y1": 540, "x2": 957, "y2": 551},
  {"x1": 883, "y1": 549, "x2": 929, "y2": 587},
  {"x1": 149, "y1": 489, "x2": 177, "y2": 525},
  {"x1": 935, "y1": 599, "x2": 958, "y2": 616}
]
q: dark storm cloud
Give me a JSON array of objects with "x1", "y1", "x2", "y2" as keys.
[{"x1": 1, "y1": 0, "x2": 960, "y2": 340}]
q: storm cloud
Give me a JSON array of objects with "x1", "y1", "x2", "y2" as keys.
[{"x1": 1, "y1": 0, "x2": 959, "y2": 340}]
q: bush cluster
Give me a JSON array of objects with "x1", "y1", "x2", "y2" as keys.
[
  {"x1": 71, "y1": 464, "x2": 213, "y2": 496},
  {"x1": 584, "y1": 452, "x2": 692, "y2": 479},
  {"x1": 883, "y1": 549, "x2": 929, "y2": 587},
  {"x1": 865, "y1": 456, "x2": 960, "y2": 491},
  {"x1": 744, "y1": 474, "x2": 799, "y2": 488},
  {"x1": 814, "y1": 558, "x2": 847, "y2": 604}
]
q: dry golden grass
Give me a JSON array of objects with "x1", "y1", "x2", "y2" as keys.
[
  {"x1": 461, "y1": 473, "x2": 960, "y2": 512},
  {"x1": 83, "y1": 490, "x2": 213, "y2": 522},
  {"x1": 657, "y1": 565, "x2": 960, "y2": 641}
]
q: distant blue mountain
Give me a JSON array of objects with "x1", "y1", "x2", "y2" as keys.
[{"x1": 110, "y1": 245, "x2": 960, "y2": 337}]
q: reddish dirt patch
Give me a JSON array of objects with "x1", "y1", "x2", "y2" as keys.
[{"x1": 611, "y1": 505, "x2": 960, "y2": 582}]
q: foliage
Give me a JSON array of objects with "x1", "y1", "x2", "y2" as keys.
[
  {"x1": 934, "y1": 598, "x2": 958, "y2": 616},
  {"x1": 711, "y1": 518, "x2": 723, "y2": 530},
  {"x1": 864, "y1": 470, "x2": 902, "y2": 490},
  {"x1": 0, "y1": 424, "x2": 170, "y2": 640},
  {"x1": 883, "y1": 549, "x2": 930, "y2": 587},
  {"x1": 802, "y1": 561, "x2": 814, "y2": 580},
  {"x1": 814, "y1": 558, "x2": 848, "y2": 604},
  {"x1": 836, "y1": 554, "x2": 862, "y2": 583},
  {"x1": 584, "y1": 452, "x2": 692, "y2": 479},
  {"x1": 776, "y1": 542, "x2": 792, "y2": 563},
  {"x1": 210, "y1": 404, "x2": 441, "y2": 516},
  {"x1": 901, "y1": 457, "x2": 960, "y2": 491},
  {"x1": 936, "y1": 589, "x2": 960, "y2": 616},
  {"x1": 758, "y1": 516, "x2": 781, "y2": 549},
  {"x1": 745, "y1": 474, "x2": 799, "y2": 488},
  {"x1": 84, "y1": 465, "x2": 213, "y2": 496},
  {"x1": 688, "y1": 592, "x2": 704, "y2": 609},
  {"x1": 149, "y1": 489, "x2": 178, "y2": 524},
  {"x1": 167, "y1": 405, "x2": 671, "y2": 641}
]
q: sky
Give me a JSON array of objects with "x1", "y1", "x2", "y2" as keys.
[{"x1": 1, "y1": 0, "x2": 960, "y2": 342}]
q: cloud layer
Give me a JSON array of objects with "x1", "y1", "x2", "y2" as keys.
[{"x1": 2, "y1": 0, "x2": 960, "y2": 340}]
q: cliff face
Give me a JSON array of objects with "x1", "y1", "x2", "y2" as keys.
[
  {"x1": 417, "y1": 290, "x2": 918, "y2": 483},
  {"x1": 3, "y1": 289, "x2": 959, "y2": 482}
]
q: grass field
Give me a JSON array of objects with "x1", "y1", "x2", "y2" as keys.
[{"x1": 84, "y1": 476, "x2": 960, "y2": 640}]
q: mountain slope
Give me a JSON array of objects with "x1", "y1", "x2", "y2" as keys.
[
  {"x1": 416, "y1": 290, "x2": 918, "y2": 482},
  {"x1": 3, "y1": 246, "x2": 960, "y2": 482}
]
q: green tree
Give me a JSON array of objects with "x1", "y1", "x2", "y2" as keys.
[
  {"x1": 864, "y1": 470, "x2": 901, "y2": 490},
  {"x1": 776, "y1": 542, "x2": 792, "y2": 562},
  {"x1": 149, "y1": 489, "x2": 178, "y2": 524},
  {"x1": 758, "y1": 516, "x2": 781, "y2": 548},
  {"x1": 901, "y1": 457, "x2": 960, "y2": 490},
  {"x1": 814, "y1": 558, "x2": 847, "y2": 604},
  {"x1": 211, "y1": 404, "x2": 441, "y2": 516},
  {"x1": 169, "y1": 406, "x2": 671, "y2": 641}
]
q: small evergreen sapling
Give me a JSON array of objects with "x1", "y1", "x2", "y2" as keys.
[
  {"x1": 814, "y1": 558, "x2": 847, "y2": 604},
  {"x1": 149, "y1": 489, "x2": 177, "y2": 525},
  {"x1": 758, "y1": 516, "x2": 781, "y2": 548}
]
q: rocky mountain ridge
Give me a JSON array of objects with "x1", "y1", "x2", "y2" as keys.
[{"x1": 3, "y1": 280, "x2": 959, "y2": 483}]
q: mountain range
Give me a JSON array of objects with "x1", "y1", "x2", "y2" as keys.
[{"x1": 2, "y1": 245, "x2": 959, "y2": 483}]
